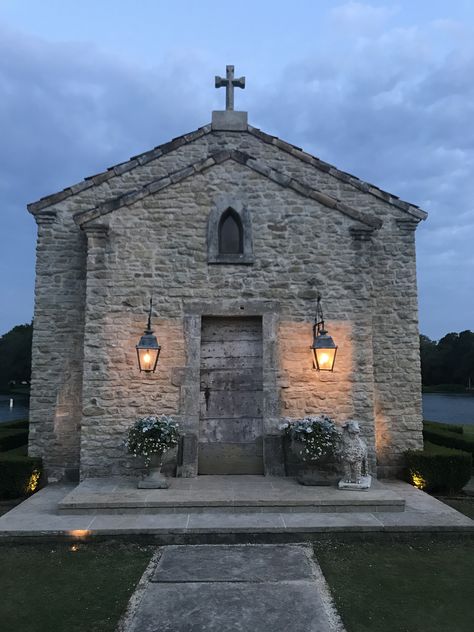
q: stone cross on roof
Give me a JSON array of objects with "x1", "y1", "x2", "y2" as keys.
[{"x1": 215, "y1": 65, "x2": 245, "y2": 111}]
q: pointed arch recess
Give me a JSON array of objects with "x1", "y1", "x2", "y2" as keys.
[{"x1": 208, "y1": 198, "x2": 254, "y2": 264}]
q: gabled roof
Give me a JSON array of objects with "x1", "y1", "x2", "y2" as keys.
[
  {"x1": 28, "y1": 122, "x2": 427, "y2": 221},
  {"x1": 74, "y1": 149, "x2": 382, "y2": 230}
]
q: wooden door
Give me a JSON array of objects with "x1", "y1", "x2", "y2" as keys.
[{"x1": 199, "y1": 317, "x2": 264, "y2": 474}]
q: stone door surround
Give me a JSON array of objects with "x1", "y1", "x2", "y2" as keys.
[{"x1": 178, "y1": 300, "x2": 283, "y2": 477}]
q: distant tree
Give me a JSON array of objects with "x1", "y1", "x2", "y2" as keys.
[
  {"x1": 419, "y1": 335, "x2": 440, "y2": 385},
  {"x1": 0, "y1": 323, "x2": 33, "y2": 390},
  {"x1": 420, "y1": 330, "x2": 474, "y2": 387}
]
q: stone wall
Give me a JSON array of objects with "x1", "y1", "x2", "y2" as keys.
[
  {"x1": 77, "y1": 162, "x2": 379, "y2": 476},
  {"x1": 28, "y1": 211, "x2": 86, "y2": 481},
  {"x1": 28, "y1": 125, "x2": 424, "y2": 479}
]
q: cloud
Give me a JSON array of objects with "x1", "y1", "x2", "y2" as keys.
[
  {"x1": 0, "y1": 24, "x2": 213, "y2": 208},
  {"x1": 329, "y1": 2, "x2": 398, "y2": 35},
  {"x1": 0, "y1": 23, "x2": 215, "y2": 334}
]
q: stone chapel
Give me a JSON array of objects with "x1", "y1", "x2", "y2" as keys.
[{"x1": 27, "y1": 66, "x2": 427, "y2": 482}]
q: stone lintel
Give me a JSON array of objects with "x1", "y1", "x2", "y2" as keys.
[
  {"x1": 212, "y1": 110, "x2": 248, "y2": 131},
  {"x1": 183, "y1": 300, "x2": 280, "y2": 316}
]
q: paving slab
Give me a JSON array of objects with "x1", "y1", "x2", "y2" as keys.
[
  {"x1": 124, "y1": 545, "x2": 342, "y2": 632},
  {"x1": 152, "y1": 544, "x2": 313, "y2": 582}
]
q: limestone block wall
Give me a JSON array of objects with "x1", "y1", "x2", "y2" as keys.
[
  {"x1": 78, "y1": 161, "x2": 379, "y2": 477},
  {"x1": 371, "y1": 219, "x2": 424, "y2": 475},
  {"x1": 28, "y1": 210, "x2": 86, "y2": 481}
]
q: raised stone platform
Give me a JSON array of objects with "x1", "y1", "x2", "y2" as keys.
[
  {"x1": 0, "y1": 480, "x2": 472, "y2": 540},
  {"x1": 57, "y1": 475, "x2": 405, "y2": 515}
]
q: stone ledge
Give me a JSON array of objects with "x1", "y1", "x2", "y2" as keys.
[{"x1": 56, "y1": 475, "x2": 404, "y2": 514}]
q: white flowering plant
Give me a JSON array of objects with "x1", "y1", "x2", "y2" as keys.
[
  {"x1": 280, "y1": 415, "x2": 339, "y2": 463},
  {"x1": 125, "y1": 415, "x2": 180, "y2": 466}
]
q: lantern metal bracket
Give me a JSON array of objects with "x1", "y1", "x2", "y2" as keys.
[
  {"x1": 313, "y1": 293, "x2": 327, "y2": 338},
  {"x1": 145, "y1": 298, "x2": 153, "y2": 334}
]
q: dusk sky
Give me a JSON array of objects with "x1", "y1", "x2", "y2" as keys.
[{"x1": 1, "y1": 0, "x2": 473, "y2": 339}]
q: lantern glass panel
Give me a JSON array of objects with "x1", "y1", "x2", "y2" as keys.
[
  {"x1": 137, "y1": 346, "x2": 160, "y2": 373},
  {"x1": 314, "y1": 346, "x2": 337, "y2": 371}
]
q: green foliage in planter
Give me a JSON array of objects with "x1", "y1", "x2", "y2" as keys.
[
  {"x1": 125, "y1": 415, "x2": 180, "y2": 466},
  {"x1": 0, "y1": 428, "x2": 28, "y2": 452},
  {"x1": 422, "y1": 426, "x2": 474, "y2": 458},
  {"x1": 280, "y1": 415, "x2": 339, "y2": 463},
  {"x1": 0, "y1": 452, "x2": 42, "y2": 499},
  {"x1": 404, "y1": 443, "x2": 472, "y2": 493},
  {"x1": 423, "y1": 420, "x2": 463, "y2": 435}
]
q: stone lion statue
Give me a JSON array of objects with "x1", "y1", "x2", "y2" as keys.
[{"x1": 339, "y1": 420, "x2": 368, "y2": 484}]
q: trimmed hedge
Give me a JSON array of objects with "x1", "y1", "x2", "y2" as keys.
[
  {"x1": 0, "y1": 428, "x2": 29, "y2": 452},
  {"x1": 423, "y1": 420, "x2": 464, "y2": 435},
  {"x1": 423, "y1": 426, "x2": 474, "y2": 459},
  {"x1": 0, "y1": 452, "x2": 42, "y2": 499},
  {"x1": 405, "y1": 443, "x2": 472, "y2": 493}
]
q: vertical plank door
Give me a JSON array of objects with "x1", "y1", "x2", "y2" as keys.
[{"x1": 199, "y1": 317, "x2": 264, "y2": 474}]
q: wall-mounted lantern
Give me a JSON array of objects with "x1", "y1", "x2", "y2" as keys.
[
  {"x1": 136, "y1": 299, "x2": 161, "y2": 373},
  {"x1": 311, "y1": 294, "x2": 338, "y2": 371}
]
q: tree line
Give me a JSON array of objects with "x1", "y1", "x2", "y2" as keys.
[
  {"x1": 420, "y1": 331, "x2": 474, "y2": 388},
  {"x1": 0, "y1": 323, "x2": 32, "y2": 391}
]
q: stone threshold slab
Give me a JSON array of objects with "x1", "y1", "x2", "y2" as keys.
[{"x1": 57, "y1": 475, "x2": 406, "y2": 515}]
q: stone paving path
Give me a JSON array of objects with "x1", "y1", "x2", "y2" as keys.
[{"x1": 120, "y1": 544, "x2": 345, "y2": 632}]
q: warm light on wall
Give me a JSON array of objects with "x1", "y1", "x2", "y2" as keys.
[
  {"x1": 136, "y1": 298, "x2": 161, "y2": 372},
  {"x1": 311, "y1": 294, "x2": 338, "y2": 371}
]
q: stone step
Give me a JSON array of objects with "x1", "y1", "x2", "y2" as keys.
[{"x1": 57, "y1": 475, "x2": 405, "y2": 515}]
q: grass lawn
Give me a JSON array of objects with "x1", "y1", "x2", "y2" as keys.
[
  {"x1": 0, "y1": 542, "x2": 154, "y2": 632},
  {"x1": 438, "y1": 497, "x2": 474, "y2": 519},
  {"x1": 463, "y1": 424, "x2": 474, "y2": 439},
  {"x1": 315, "y1": 539, "x2": 474, "y2": 632}
]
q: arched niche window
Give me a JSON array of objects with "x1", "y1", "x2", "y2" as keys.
[
  {"x1": 208, "y1": 199, "x2": 254, "y2": 264},
  {"x1": 218, "y1": 208, "x2": 243, "y2": 254}
]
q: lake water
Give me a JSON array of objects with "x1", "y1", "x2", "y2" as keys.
[
  {"x1": 0, "y1": 394, "x2": 30, "y2": 424},
  {"x1": 1, "y1": 393, "x2": 473, "y2": 426},
  {"x1": 422, "y1": 393, "x2": 474, "y2": 426}
]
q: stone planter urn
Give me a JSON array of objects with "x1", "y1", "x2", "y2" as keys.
[
  {"x1": 138, "y1": 451, "x2": 169, "y2": 489},
  {"x1": 284, "y1": 436, "x2": 340, "y2": 486},
  {"x1": 297, "y1": 459, "x2": 340, "y2": 486}
]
